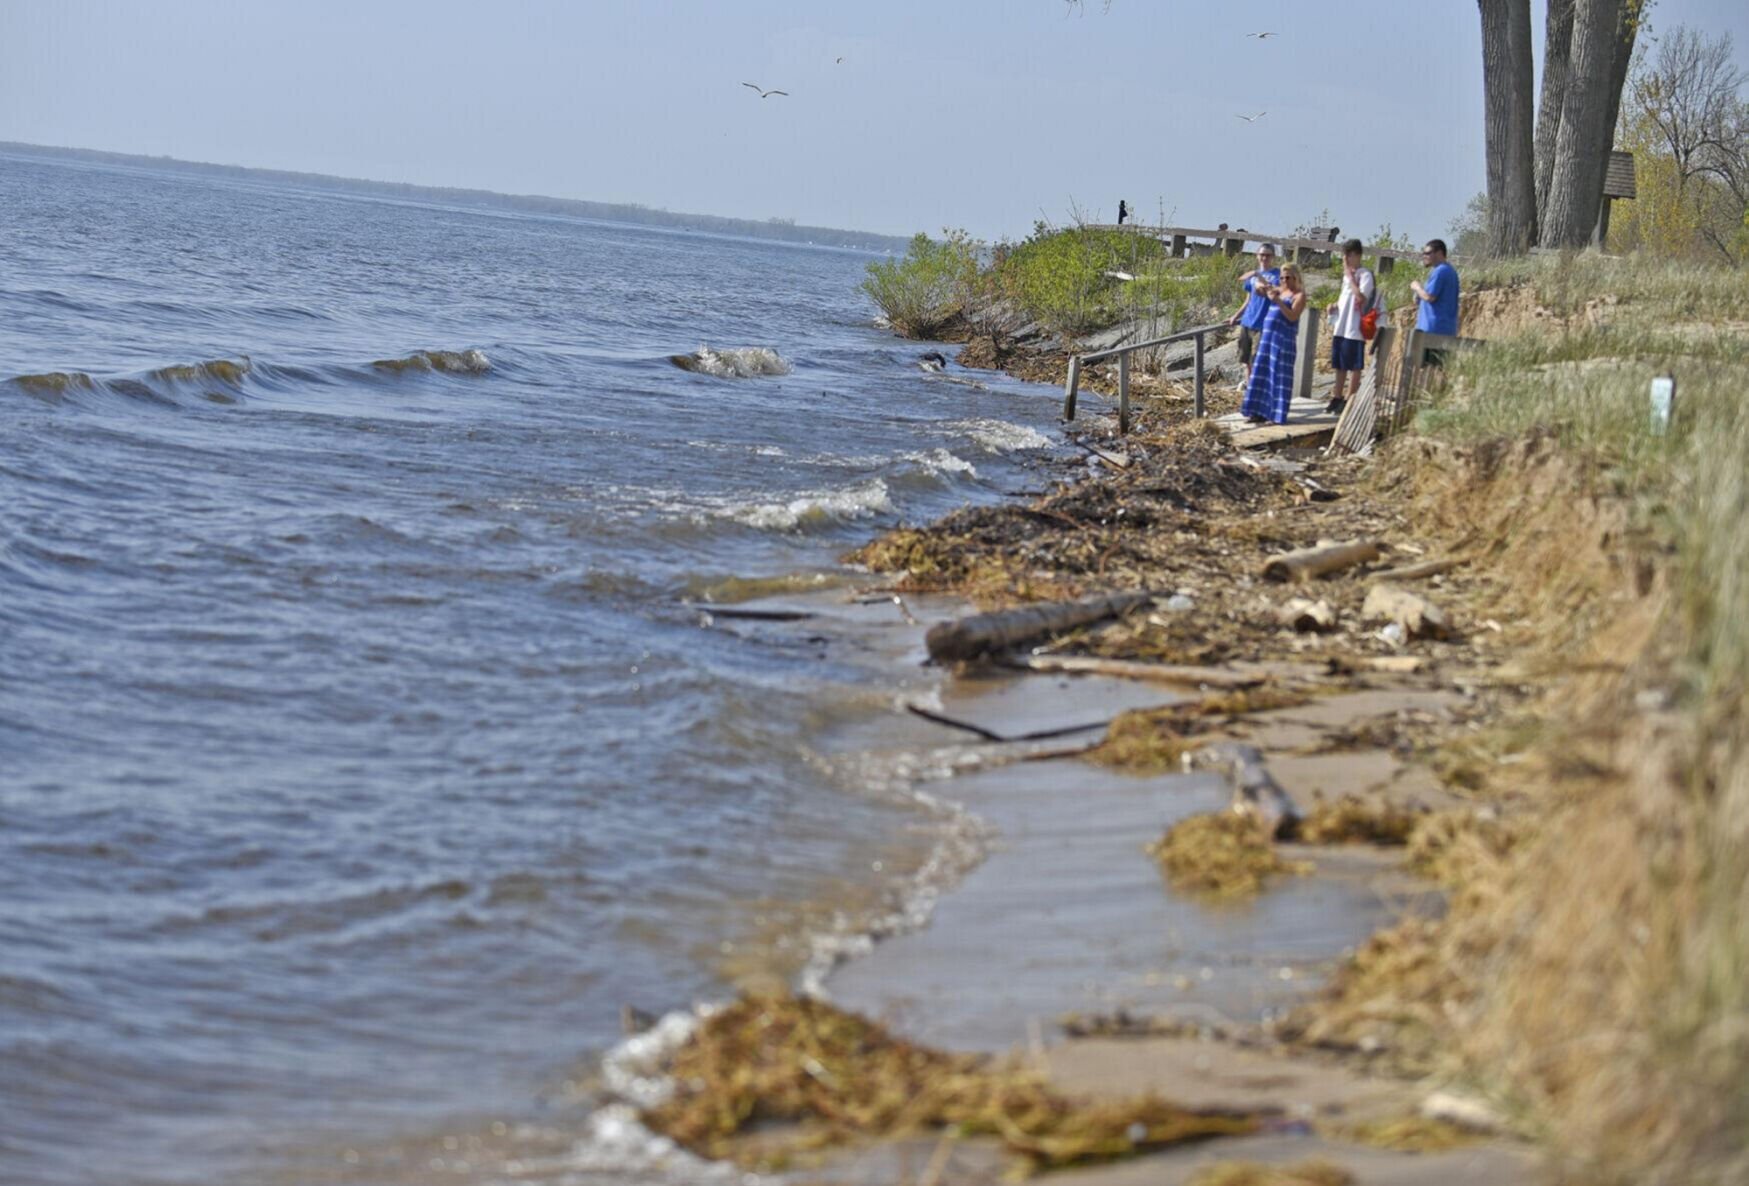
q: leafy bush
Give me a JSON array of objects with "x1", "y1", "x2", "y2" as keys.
[
  {"x1": 861, "y1": 230, "x2": 978, "y2": 338},
  {"x1": 999, "y1": 224, "x2": 1164, "y2": 339}
]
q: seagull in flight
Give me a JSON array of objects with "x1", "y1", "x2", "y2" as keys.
[
  {"x1": 1236, "y1": 111, "x2": 1268, "y2": 123},
  {"x1": 835, "y1": 56, "x2": 845, "y2": 64},
  {"x1": 1246, "y1": 31, "x2": 1278, "y2": 39},
  {"x1": 742, "y1": 83, "x2": 789, "y2": 98}
]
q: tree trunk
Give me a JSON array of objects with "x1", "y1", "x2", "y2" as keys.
[
  {"x1": 1479, "y1": 0, "x2": 1538, "y2": 254},
  {"x1": 1543, "y1": 0, "x2": 1624, "y2": 247},
  {"x1": 1534, "y1": 0, "x2": 1577, "y2": 230},
  {"x1": 1601, "y1": 0, "x2": 1643, "y2": 152}
]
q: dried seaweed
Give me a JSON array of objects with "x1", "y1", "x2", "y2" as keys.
[
  {"x1": 1186, "y1": 1159, "x2": 1355, "y2": 1186},
  {"x1": 1298, "y1": 795, "x2": 1424, "y2": 846},
  {"x1": 1148, "y1": 812, "x2": 1312, "y2": 898},
  {"x1": 640, "y1": 993, "x2": 1257, "y2": 1174}
]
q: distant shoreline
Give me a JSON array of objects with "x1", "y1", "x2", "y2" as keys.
[{"x1": 0, "y1": 140, "x2": 913, "y2": 254}]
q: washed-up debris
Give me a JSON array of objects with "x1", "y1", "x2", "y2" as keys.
[
  {"x1": 638, "y1": 993, "x2": 1259, "y2": 1174},
  {"x1": 1277, "y1": 597, "x2": 1336, "y2": 633},
  {"x1": 1371, "y1": 556, "x2": 1469, "y2": 582},
  {"x1": 1419, "y1": 1089, "x2": 1509, "y2": 1135},
  {"x1": 1185, "y1": 742, "x2": 1303, "y2": 839},
  {"x1": 1363, "y1": 583, "x2": 1453, "y2": 641},
  {"x1": 1261, "y1": 540, "x2": 1383, "y2": 583}
]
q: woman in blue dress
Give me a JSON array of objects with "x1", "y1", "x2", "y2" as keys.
[{"x1": 1241, "y1": 262, "x2": 1308, "y2": 425}]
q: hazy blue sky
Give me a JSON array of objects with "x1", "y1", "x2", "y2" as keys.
[{"x1": 3, "y1": 1, "x2": 1746, "y2": 242}]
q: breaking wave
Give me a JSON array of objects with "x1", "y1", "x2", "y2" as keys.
[
  {"x1": 668, "y1": 345, "x2": 791, "y2": 379},
  {"x1": 719, "y1": 477, "x2": 891, "y2": 531},
  {"x1": 951, "y1": 417, "x2": 1055, "y2": 453},
  {"x1": 370, "y1": 348, "x2": 492, "y2": 375}
]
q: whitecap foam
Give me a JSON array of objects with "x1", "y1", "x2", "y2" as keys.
[
  {"x1": 952, "y1": 418, "x2": 1055, "y2": 453},
  {"x1": 670, "y1": 345, "x2": 791, "y2": 379},
  {"x1": 720, "y1": 477, "x2": 891, "y2": 531},
  {"x1": 900, "y1": 448, "x2": 978, "y2": 479}
]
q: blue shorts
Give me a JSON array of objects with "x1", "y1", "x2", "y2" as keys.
[{"x1": 1331, "y1": 337, "x2": 1365, "y2": 371}]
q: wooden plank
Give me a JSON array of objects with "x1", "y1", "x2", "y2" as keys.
[
  {"x1": 1292, "y1": 306, "x2": 1321, "y2": 404},
  {"x1": 1063, "y1": 355, "x2": 1081, "y2": 421},
  {"x1": 1193, "y1": 332, "x2": 1207, "y2": 418},
  {"x1": 1118, "y1": 351, "x2": 1131, "y2": 435},
  {"x1": 1327, "y1": 325, "x2": 1394, "y2": 456},
  {"x1": 1004, "y1": 654, "x2": 1266, "y2": 688}
]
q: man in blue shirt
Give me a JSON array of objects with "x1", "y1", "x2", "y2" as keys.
[
  {"x1": 1411, "y1": 239, "x2": 1460, "y2": 364},
  {"x1": 1226, "y1": 243, "x2": 1282, "y2": 383}
]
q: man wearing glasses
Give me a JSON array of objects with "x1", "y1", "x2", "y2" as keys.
[
  {"x1": 1411, "y1": 239, "x2": 1461, "y2": 365},
  {"x1": 1227, "y1": 244, "x2": 1282, "y2": 384}
]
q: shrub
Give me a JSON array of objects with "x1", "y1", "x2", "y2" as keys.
[
  {"x1": 1000, "y1": 224, "x2": 1164, "y2": 339},
  {"x1": 861, "y1": 229, "x2": 978, "y2": 338}
]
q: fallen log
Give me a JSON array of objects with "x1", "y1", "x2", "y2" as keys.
[
  {"x1": 1185, "y1": 742, "x2": 1301, "y2": 839},
  {"x1": 924, "y1": 591, "x2": 1152, "y2": 663},
  {"x1": 903, "y1": 702, "x2": 1107, "y2": 744},
  {"x1": 1260, "y1": 539, "x2": 1382, "y2": 583},
  {"x1": 1002, "y1": 654, "x2": 1264, "y2": 689},
  {"x1": 1363, "y1": 583, "x2": 1453, "y2": 640},
  {"x1": 1371, "y1": 555, "x2": 1469, "y2": 582}
]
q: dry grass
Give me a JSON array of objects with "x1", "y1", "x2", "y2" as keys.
[
  {"x1": 1148, "y1": 812, "x2": 1311, "y2": 898},
  {"x1": 641, "y1": 993, "x2": 1258, "y2": 1175},
  {"x1": 1326, "y1": 1113, "x2": 1479, "y2": 1152},
  {"x1": 1297, "y1": 251, "x2": 1749, "y2": 1185},
  {"x1": 1186, "y1": 1159, "x2": 1354, "y2": 1186}
]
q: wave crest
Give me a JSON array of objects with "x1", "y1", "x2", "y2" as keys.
[
  {"x1": 6, "y1": 371, "x2": 96, "y2": 398},
  {"x1": 149, "y1": 358, "x2": 250, "y2": 386},
  {"x1": 722, "y1": 478, "x2": 890, "y2": 530},
  {"x1": 669, "y1": 345, "x2": 790, "y2": 379},
  {"x1": 371, "y1": 348, "x2": 491, "y2": 375}
]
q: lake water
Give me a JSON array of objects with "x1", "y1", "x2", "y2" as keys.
[{"x1": 0, "y1": 152, "x2": 1068, "y2": 1185}]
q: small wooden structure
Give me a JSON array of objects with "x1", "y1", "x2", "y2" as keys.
[
  {"x1": 1063, "y1": 321, "x2": 1227, "y2": 434},
  {"x1": 1596, "y1": 150, "x2": 1637, "y2": 247}
]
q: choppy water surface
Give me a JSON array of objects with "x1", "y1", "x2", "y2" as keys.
[{"x1": 0, "y1": 152, "x2": 1068, "y2": 1185}]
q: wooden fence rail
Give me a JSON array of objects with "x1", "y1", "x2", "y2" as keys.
[{"x1": 1062, "y1": 321, "x2": 1228, "y2": 433}]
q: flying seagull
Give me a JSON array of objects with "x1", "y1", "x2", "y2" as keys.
[
  {"x1": 1236, "y1": 111, "x2": 1268, "y2": 123},
  {"x1": 1246, "y1": 31, "x2": 1278, "y2": 39},
  {"x1": 835, "y1": 56, "x2": 845, "y2": 64},
  {"x1": 742, "y1": 83, "x2": 789, "y2": 98}
]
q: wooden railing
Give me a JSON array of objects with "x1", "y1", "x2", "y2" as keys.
[
  {"x1": 1090, "y1": 223, "x2": 1419, "y2": 273},
  {"x1": 1061, "y1": 321, "x2": 1227, "y2": 434}
]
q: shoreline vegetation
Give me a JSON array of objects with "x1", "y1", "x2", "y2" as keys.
[
  {"x1": 626, "y1": 239, "x2": 1746, "y2": 1184},
  {"x1": 0, "y1": 141, "x2": 915, "y2": 253}
]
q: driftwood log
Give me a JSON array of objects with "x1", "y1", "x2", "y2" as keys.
[
  {"x1": 1004, "y1": 654, "x2": 1263, "y2": 689},
  {"x1": 1363, "y1": 583, "x2": 1453, "y2": 640},
  {"x1": 1260, "y1": 539, "x2": 1382, "y2": 583},
  {"x1": 1371, "y1": 556, "x2": 1468, "y2": 582},
  {"x1": 1186, "y1": 742, "x2": 1301, "y2": 839},
  {"x1": 924, "y1": 592, "x2": 1152, "y2": 663}
]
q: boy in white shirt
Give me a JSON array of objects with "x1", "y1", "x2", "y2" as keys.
[{"x1": 1323, "y1": 238, "x2": 1375, "y2": 416}]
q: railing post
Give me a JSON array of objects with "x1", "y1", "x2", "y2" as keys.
[
  {"x1": 1062, "y1": 355, "x2": 1081, "y2": 421},
  {"x1": 1117, "y1": 351, "x2": 1131, "y2": 435},
  {"x1": 1293, "y1": 306, "x2": 1321, "y2": 405},
  {"x1": 1193, "y1": 332, "x2": 1206, "y2": 418}
]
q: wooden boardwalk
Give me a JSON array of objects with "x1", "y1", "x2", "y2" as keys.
[{"x1": 1215, "y1": 399, "x2": 1342, "y2": 449}]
